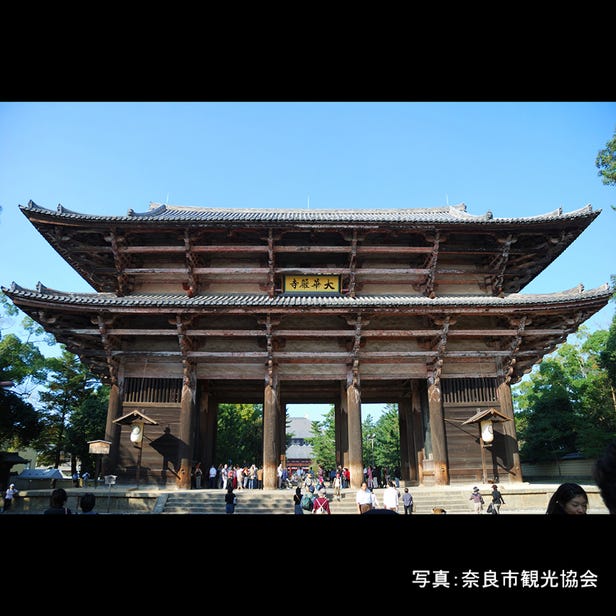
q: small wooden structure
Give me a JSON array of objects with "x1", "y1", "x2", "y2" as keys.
[
  {"x1": 462, "y1": 407, "x2": 511, "y2": 483},
  {"x1": 112, "y1": 411, "x2": 158, "y2": 487},
  {"x1": 0, "y1": 451, "x2": 30, "y2": 493}
]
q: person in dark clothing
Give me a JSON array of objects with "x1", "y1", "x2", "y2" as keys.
[
  {"x1": 293, "y1": 487, "x2": 304, "y2": 514},
  {"x1": 593, "y1": 439, "x2": 616, "y2": 514},
  {"x1": 44, "y1": 487, "x2": 73, "y2": 515},
  {"x1": 402, "y1": 487, "x2": 413, "y2": 514},
  {"x1": 490, "y1": 484, "x2": 505, "y2": 514},
  {"x1": 224, "y1": 486, "x2": 237, "y2": 514},
  {"x1": 79, "y1": 492, "x2": 98, "y2": 514},
  {"x1": 546, "y1": 482, "x2": 588, "y2": 515}
]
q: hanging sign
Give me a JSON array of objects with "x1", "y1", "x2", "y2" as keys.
[{"x1": 283, "y1": 275, "x2": 340, "y2": 294}]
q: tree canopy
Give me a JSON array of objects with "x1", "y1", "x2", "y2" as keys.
[
  {"x1": 306, "y1": 403, "x2": 401, "y2": 472},
  {"x1": 596, "y1": 127, "x2": 616, "y2": 187},
  {"x1": 513, "y1": 323, "x2": 616, "y2": 461}
]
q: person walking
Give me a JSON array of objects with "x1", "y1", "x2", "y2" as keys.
[
  {"x1": 225, "y1": 486, "x2": 237, "y2": 514},
  {"x1": 489, "y1": 484, "x2": 505, "y2": 514},
  {"x1": 469, "y1": 486, "x2": 484, "y2": 514},
  {"x1": 333, "y1": 472, "x2": 342, "y2": 502},
  {"x1": 402, "y1": 487, "x2": 413, "y2": 514},
  {"x1": 312, "y1": 488, "x2": 331, "y2": 514},
  {"x1": 293, "y1": 487, "x2": 304, "y2": 514},
  {"x1": 382, "y1": 480, "x2": 399, "y2": 511},
  {"x1": 356, "y1": 481, "x2": 373, "y2": 514},
  {"x1": 208, "y1": 463, "x2": 217, "y2": 489},
  {"x1": 3, "y1": 483, "x2": 18, "y2": 512},
  {"x1": 193, "y1": 462, "x2": 203, "y2": 489}
]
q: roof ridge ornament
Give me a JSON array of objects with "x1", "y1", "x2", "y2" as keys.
[
  {"x1": 561, "y1": 283, "x2": 585, "y2": 295},
  {"x1": 128, "y1": 203, "x2": 167, "y2": 217}
]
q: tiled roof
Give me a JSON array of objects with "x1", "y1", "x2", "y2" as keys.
[
  {"x1": 288, "y1": 417, "x2": 314, "y2": 438},
  {"x1": 21, "y1": 200, "x2": 599, "y2": 226},
  {"x1": 285, "y1": 444, "x2": 313, "y2": 461},
  {"x1": 3, "y1": 282, "x2": 611, "y2": 308}
]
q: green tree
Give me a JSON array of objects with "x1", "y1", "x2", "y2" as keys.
[
  {"x1": 65, "y1": 386, "x2": 109, "y2": 475},
  {"x1": 514, "y1": 324, "x2": 616, "y2": 460},
  {"x1": 0, "y1": 388, "x2": 42, "y2": 449},
  {"x1": 0, "y1": 332, "x2": 49, "y2": 447},
  {"x1": 215, "y1": 403, "x2": 263, "y2": 466},
  {"x1": 599, "y1": 294, "x2": 616, "y2": 402},
  {"x1": 596, "y1": 127, "x2": 616, "y2": 187},
  {"x1": 596, "y1": 127, "x2": 616, "y2": 212},
  {"x1": 306, "y1": 404, "x2": 402, "y2": 474},
  {"x1": 306, "y1": 407, "x2": 337, "y2": 471},
  {"x1": 515, "y1": 361, "x2": 581, "y2": 462},
  {"x1": 32, "y1": 350, "x2": 102, "y2": 468},
  {"x1": 368, "y1": 404, "x2": 400, "y2": 471}
]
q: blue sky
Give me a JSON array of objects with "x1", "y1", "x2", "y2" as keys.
[{"x1": 1, "y1": 101, "x2": 615, "y2": 421}]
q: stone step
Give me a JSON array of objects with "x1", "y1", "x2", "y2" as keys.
[{"x1": 160, "y1": 487, "x2": 477, "y2": 514}]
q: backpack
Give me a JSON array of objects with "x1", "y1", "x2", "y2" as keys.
[
  {"x1": 301, "y1": 494, "x2": 313, "y2": 511},
  {"x1": 313, "y1": 498, "x2": 326, "y2": 514}
]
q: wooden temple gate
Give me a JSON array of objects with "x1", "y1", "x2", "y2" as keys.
[{"x1": 3, "y1": 200, "x2": 611, "y2": 490}]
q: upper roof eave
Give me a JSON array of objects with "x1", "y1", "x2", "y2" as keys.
[
  {"x1": 2, "y1": 282, "x2": 612, "y2": 309},
  {"x1": 19, "y1": 200, "x2": 600, "y2": 226}
]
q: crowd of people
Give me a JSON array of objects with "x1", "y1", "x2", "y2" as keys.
[
  {"x1": 4, "y1": 438, "x2": 616, "y2": 516},
  {"x1": 192, "y1": 462, "x2": 265, "y2": 490},
  {"x1": 190, "y1": 462, "x2": 405, "y2": 492}
]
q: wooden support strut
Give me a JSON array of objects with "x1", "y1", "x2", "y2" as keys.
[
  {"x1": 488, "y1": 234, "x2": 515, "y2": 296},
  {"x1": 423, "y1": 230, "x2": 440, "y2": 298},
  {"x1": 183, "y1": 229, "x2": 198, "y2": 297},
  {"x1": 96, "y1": 314, "x2": 119, "y2": 386},
  {"x1": 503, "y1": 316, "x2": 527, "y2": 384},
  {"x1": 430, "y1": 316, "x2": 450, "y2": 388},
  {"x1": 347, "y1": 229, "x2": 358, "y2": 297},
  {"x1": 109, "y1": 229, "x2": 130, "y2": 297},
  {"x1": 267, "y1": 229, "x2": 275, "y2": 298},
  {"x1": 176, "y1": 314, "x2": 194, "y2": 359}
]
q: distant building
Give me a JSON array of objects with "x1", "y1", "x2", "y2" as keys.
[{"x1": 286, "y1": 417, "x2": 314, "y2": 472}]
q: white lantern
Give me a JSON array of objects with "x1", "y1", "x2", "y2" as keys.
[
  {"x1": 480, "y1": 418, "x2": 494, "y2": 443},
  {"x1": 130, "y1": 422, "x2": 144, "y2": 445}
]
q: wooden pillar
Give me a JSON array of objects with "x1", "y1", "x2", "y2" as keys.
[
  {"x1": 428, "y1": 382, "x2": 449, "y2": 485},
  {"x1": 337, "y1": 381, "x2": 349, "y2": 469},
  {"x1": 279, "y1": 401, "x2": 287, "y2": 470},
  {"x1": 102, "y1": 376, "x2": 123, "y2": 477},
  {"x1": 411, "y1": 380, "x2": 425, "y2": 478},
  {"x1": 399, "y1": 396, "x2": 415, "y2": 483},
  {"x1": 333, "y1": 401, "x2": 341, "y2": 468},
  {"x1": 497, "y1": 380, "x2": 523, "y2": 483},
  {"x1": 263, "y1": 373, "x2": 280, "y2": 489},
  {"x1": 347, "y1": 380, "x2": 363, "y2": 490},
  {"x1": 199, "y1": 382, "x2": 214, "y2": 470},
  {"x1": 177, "y1": 364, "x2": 197, "y2": 489}
]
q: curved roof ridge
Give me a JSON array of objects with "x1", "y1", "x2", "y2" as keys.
[
  {"x1": 3, "y1": 284, "x2": 611, "y2": 305},
  {"x1": 506, "y1": 282, "x2": 611, "y2": 299},
  {"x1": 151, "y1": 202, "x2": 467, "y2": 215},
  {"x1": 20, "y1": 199, "x2": 598, "y2": 223},
  {"x1": 489, "y1": 203, "x2": 596, "y2": 222}
]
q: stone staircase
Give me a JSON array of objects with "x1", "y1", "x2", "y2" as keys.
[{"x1": 157, "y1": 486, "x2": 476, "y2": 514}]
